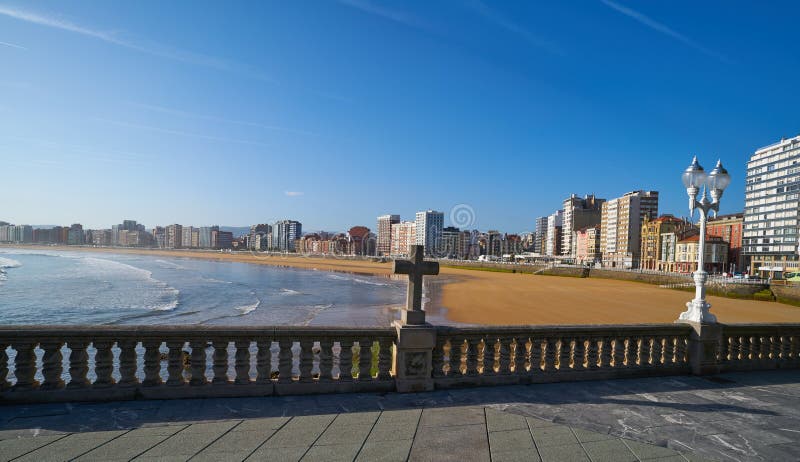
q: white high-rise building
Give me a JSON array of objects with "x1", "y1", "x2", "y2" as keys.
[
  {"x1": 415, "y1": 210, "x2": 444, "y2": 256},
  {"x1": 390, "y1": 221, "x2": 417, "y2": 256},
  {"x1": 744, "y1": 135, "x2": 800, "y2": 276},
  {"x1": 561, "y1": 194, "x2": 605, "y2": 258}
]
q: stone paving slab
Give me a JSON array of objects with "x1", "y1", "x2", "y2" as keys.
[{"x1": 2, "y1": 370, "x2": 800, "y2": 461}]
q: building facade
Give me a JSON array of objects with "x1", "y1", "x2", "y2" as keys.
[
  {"x1": 706, "y1": 213, "x2": 744, "y2": 273},
  {"x1": 390, "y1": 221, "x2": 416, "y2": 256},
  {"x1": 166, "y1": 224, "x2": 182, "y2": 249},
  {"x1": 600, "y1": 190, "x2": 659, "y2": 268},
  {"x1": 674, "y1": 235, "x2": 729, "y2": 273},
  {"x1": 273, "y1": 220, "x2": 302, "y2": 252},
  {"x1": 561, "y1": 194, "x2": 605, "y2": 258},
  {"x1": 534, "y1": 216, "x2": 548, "y2": 255},
  {"x1": 743, "y1": 136, "x2": 800, "y2": 276},
  {"x1": 545, "y1": 211, "x2": 563, "y2": 256},
  {"x1": 575, "y1": 226, "x2": 601, "y2": 265},
  {"x1": 639, "y1": 215, "x2": 692, "y2": 270},
  {"x1": 415, "y1": 210, "x2": 444, "y2": 256},
  {"x1": 376, "y1": 214, "x2": 400, "y2": 256}
]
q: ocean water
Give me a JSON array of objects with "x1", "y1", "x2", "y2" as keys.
[{"x1": 0, "y1": 248, "x2": 419, "y2": 326}]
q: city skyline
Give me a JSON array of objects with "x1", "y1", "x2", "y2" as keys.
[{"x1": 3, "y1": 2, "x2": 800, "y2": 230}]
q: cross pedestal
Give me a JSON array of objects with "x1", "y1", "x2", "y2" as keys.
[{"x1": 392, "y1": 245, "x2": 439, "y2": 392}]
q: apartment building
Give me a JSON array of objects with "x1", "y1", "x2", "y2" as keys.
[{"x1": 600, "y1": 190, "x2": 658, "y2": 268}]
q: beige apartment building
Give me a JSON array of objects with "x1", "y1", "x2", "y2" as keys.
[
  {"x1": 390, "y1": 221, "x2": 416, "y2": 256},
  {"x1": 600, "y1": 190, "x2": 658, "y2": 268}
]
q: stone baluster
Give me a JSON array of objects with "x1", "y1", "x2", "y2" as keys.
[
  {"x1": 0, "y1": 344, "x2": 9, "y2": 391},
  {"x1": 769, "y1": 335, "x2": 780, "y2": 362},
  {"x1": 587, "y1": 337, "x2": 600, "y2": 370},
  {"x1": 297, "y1": 339, "x2": 314, "y2": 383},
  {"x1": 317, "y1": 339, "x2": 333, "y2": 381},
  {"x1": 465, "y1": 337, "x2": 482, "y2": 376},
  {"x1": 572, "y1": 337, "x2": 586, "y2": 371},
  {"x1": 338, "y1": 339, "x2": 354, "y2": 381},
  {"x1": 119, "y1": 340, "x2": 140, "y2": 386},
  {"x1": 498, "y1": 338, "x2": 512, "y2": 375},
  {"x1": 277, "y1": 339, "x2": 294, "y2": 383},
  {"x1": 514, "y1": 338, "x2": 528, "y2": 374},
  {"x1": 612, "y1": 338, "x2": 625, "y2": 368},
  {"x1": 557, "y1": 338, "x2": 571, "y2": 371},
  {"x1": 791, "y1": 335, "x2": 799, "y2": 364},
  {"x1": 93, "y1": 341, "x2": 115, "y2": 388},
  {"x1": 212, "y1": 340, "x2": 229, "y2": 384},
  {"x1": 483, "y1": 338, "x2": 497, "y2": 375},
  {"x1": 12, "y1": 342, "x2": 38, "y2": 390},
  {"x1": 256, "y1": 340, "x2": 273, "y2": 383},
  {"x1": 449, "y1": 339, "x2": 464, "y2": 377},
  {"x1": 235, "y1": 340, "x2": 251, "y2": 384},
  {"x1": 763, "y1": 335, "x2": 774, "y2": 362},
  {"x1": 358, "y1": 339, "x2": 373, "y2": 380},
  {"x1": 67, "y1": 341, "x2": 90, "y2": 388},
  {"x1": 662, "y1": 336, "x2": 676, "y2": 366},
  {"x1": 638, "y1": 337, "x2": 651, "y2": 367},
  {"x1": 625, "y1": 338, "x2": 639, "y2": 367},
  {"x1": 543, "y1": 338, "x2": 558, "y2": 372},
  {"x1": 189, "y1": 341, "x2": 207, "y2": 386},
  {"x1": 651, "y1": 337, "x2": 663, "y2": 367},
  {"x1": 377, "y1": 338, "x2": 393, "y2": 380},
  {"x1": 142, "y1": 341, "x2": 163, "y2": 387},
  {"x1": 599, "y1": 337, "x2": 612, "y2": 369},
  {"x1": 431, "y1": 338, "x2": 447, "y2": 378},
  {"x1": 529, "y1": 339, "x2": 542, "y2": 373},
  {"x1": 40, "y1": 341, "x2": 65, "y2": 390},
  {"x1": 166, "y1": 341, "x2": 185, "y2": 386},
  {"x1": 675, "y1": 336, "x2": 688, "y2": 364},
  {"x1": 780, "y1": 335, "x2": 791, "y2": 363},
  {"x1": 740, "y1": 335, "x2": 750, "y2": 361}
]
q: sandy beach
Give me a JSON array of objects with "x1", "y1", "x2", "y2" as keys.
[{"x1": 5, "y1": 245, "x2": 800, "y2": 325}]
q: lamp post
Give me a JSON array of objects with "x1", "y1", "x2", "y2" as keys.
[{"x1": 678, "y1": 157, "x2": 731, "y2": 324}]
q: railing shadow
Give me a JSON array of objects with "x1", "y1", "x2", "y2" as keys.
[{"x1": 2, "y1": 369, "x2": 795, "y2": 435}]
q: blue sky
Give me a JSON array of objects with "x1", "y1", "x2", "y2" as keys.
[{"x1": 1, "y1": 1, "x2": 799, "y2": 233}]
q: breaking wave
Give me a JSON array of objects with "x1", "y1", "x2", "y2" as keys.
[
  {"x1": 0, "y1": 256, "x2": 22, "y2": 269},
  {"x1": 327, "y1": 273, "x2": 391, "y2": 286}
]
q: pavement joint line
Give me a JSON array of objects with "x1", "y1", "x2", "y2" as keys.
[
  {"x1": 352, "y1": 410, "x2": 383, "y2": 461},
  {"x1": 405, "y1": 407, "x2": 424, "y2": 462},
  {"x1": 620, "y1": 436, "x2": 648, "y2": 462},
  {"x1": 125, "y1": 418, "x2": 195, "y2": 461},
  {"x1": 526, "y1": 412, "x2": 544, "y2": 462},
  {"x1": 297, "y1": 413, "x2": 338, "y2": 461},
  {"x1": 569, "y1": 425, "x2": 619, "y2": 462},
  {"x1": 67, "y1": 428, "x2": 135, "y2": 462},
  {"x1": 241, "y1": 413, "x2": 294, "y2": 460},
  {"x1": 9, "y1": 432, "x2": 71, "y2": 461},
  {"x1": 484, "y1": 407, "x2": 493, "y2": 462},
  {"x1": 186, "y1": 419, "x2": 245, "y2": 461}
]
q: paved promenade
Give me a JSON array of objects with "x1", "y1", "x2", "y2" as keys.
[{"x1": 2, "y1": 370, "x2": 799, "y2": 461}]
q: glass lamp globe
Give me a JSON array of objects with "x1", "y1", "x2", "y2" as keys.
[
  {"x1": 682, "y1": 156, "x2": 706, "y2": 189},
  {"x1": 707, "y1": 160, "x2": 731, "y2": 191}
]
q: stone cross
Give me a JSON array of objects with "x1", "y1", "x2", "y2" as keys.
[{"x1": 393, "y1": 245, "x2": 439, "y2": 325}]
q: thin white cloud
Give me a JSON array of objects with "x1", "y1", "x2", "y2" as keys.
[
  {"x1": 93, "y1": 117, "x2": 273, "y2": 148},
  {"x1": 127, "y1": 101, "x2": 318, "y2": 137},
  {"x1": 284, "y1": 191, "x2": 304, "y2": 197},
  {"x1": 599, "y1": 0, "x2": 730, "y2": 63},
  {"x1": 338, "y1": 0, "x2": 438, "y2": 34},
  {"x1": 0, "y1": 4, "x2": 271, "y2": 79},
  {"x1": 0, "y1": 40, "x2": 26, "y2": 49},
  {"x1": 468, "y1": 1, "x2": 562, "y2": 56}
]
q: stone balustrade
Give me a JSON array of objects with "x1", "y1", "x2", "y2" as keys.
[
  {"x1": 431, "y1": 325, "x2": 693, "y2": 387},
  {"x1": 1, "y1": 323, "x2": 799, "y2": 403},
  {"x1": 0, "y1": 326, "x2": 396, "y2": 403},
  {"x1": 717, "y1": 324, "x2": 800, "y2": 372}
]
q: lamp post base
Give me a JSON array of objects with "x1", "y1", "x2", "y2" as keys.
[{"x1": 678, "y1": 299, "x2": 717, "y2": 324}]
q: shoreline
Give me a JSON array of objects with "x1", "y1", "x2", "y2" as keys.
[{"x1": 3, "y1": 245, "x2": 800, "y2": 326}]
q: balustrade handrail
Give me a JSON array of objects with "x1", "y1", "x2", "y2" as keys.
[
  {"x1": 0, "y1": 325, "x2": 396, "y2": 339},
  {"x1": 435, "y1": 323, "x2": 693, "y2": 336}
]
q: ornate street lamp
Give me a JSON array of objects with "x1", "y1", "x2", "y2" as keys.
[{"x1": 678, "y1": 157, "x2": 731, "y2": 324}]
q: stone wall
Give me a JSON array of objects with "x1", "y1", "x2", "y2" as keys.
[
  {"x1": 588, "y1": 269, "x2": 689, "y2": 285},
  {"x1": 538, "y1": 266, "x2": 589, "y2": 278},
  {"x1": 770, "y1": 284, "x2": 800, "y2": 306}
]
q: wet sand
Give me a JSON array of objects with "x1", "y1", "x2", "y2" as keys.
[{"x1": 6, "y1": 245, "x2": 800, "y2": 325}]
